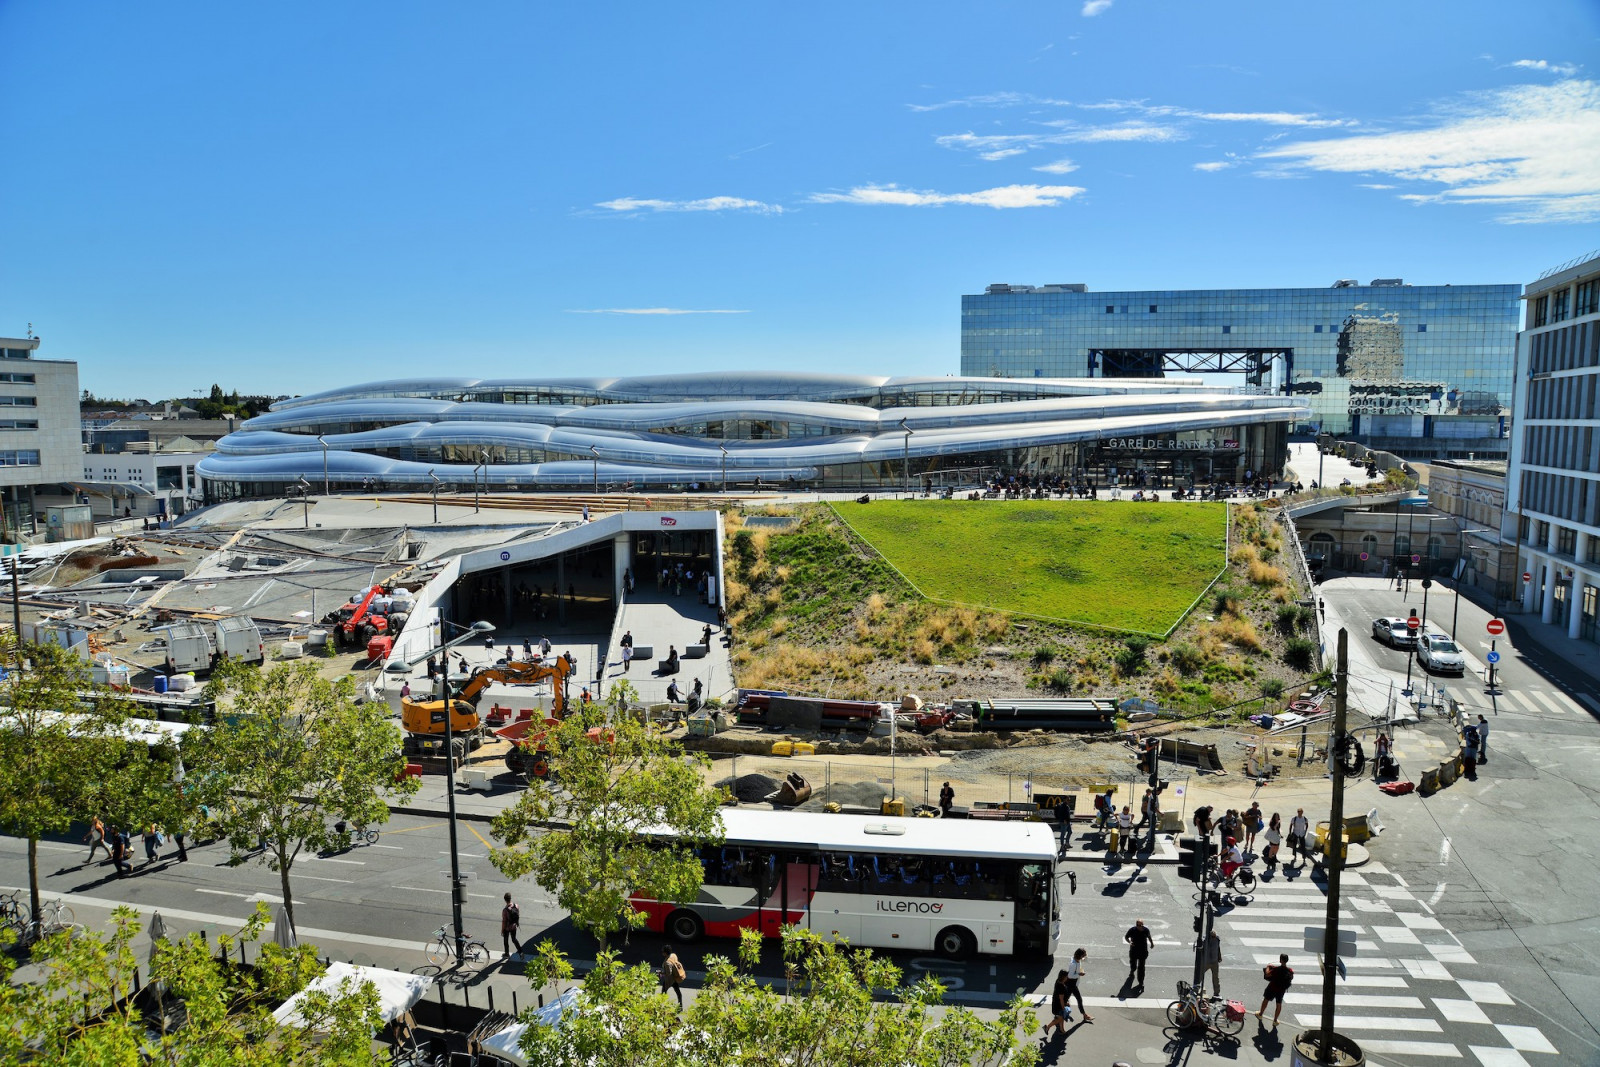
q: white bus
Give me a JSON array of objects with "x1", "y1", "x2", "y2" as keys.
[{"x1": 634, "y1": 809, "x2": 1060, "y2": 959}]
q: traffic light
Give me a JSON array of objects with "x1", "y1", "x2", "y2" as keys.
[
  {"x1": 1145, "y1": 739, "x2": 1161, "y2": 787},
  {"x1": 1176, "y1": 836, "x2": 1205, "y2": 881},
  {"x1": 1137, "y1": 741, "x2": 1154, "y2": 776}
]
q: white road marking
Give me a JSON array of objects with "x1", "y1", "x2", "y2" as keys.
[
  {"x1": 393, "y1": 884, "x2": 451, "y2": 895},
  {"x1": 1429, "y1": 883, "x2": 1448, "y2": 906},
  {"x1": 369, "y1": 844, "x2": 404, "y2": 850},
  {"x1": 1293, "y1": 1014, "x2": 1442, "y2": 1032},
  {"x1": 1434, "y1": 998, "x2": 1493, "y2": 1023},
  {"x1": 1360, "y1": 1039, "x2": 1462, "y2": 1058},
  {"x1": 292, "y1": 874, "x2": 353, "y2": 883},
  {"x1": 441, "y1": 851, "x2": 485, "y2": 859},
  {"x1": 1495, "y1": 1024, "x2": 1558, "y2": 1054},
  {"x1": 1528, "y1": 690, "x2": 1568, "y2": 714},
  {"x1": 1283, "y1": 993, "x2": 1425, "y2": 1008},
  {"x1": 303, "y1": 856, "x2": 365, "y2": 865},
  {"x1": 1504, "y1": 690, "x2": 1540, "y2": 715}
]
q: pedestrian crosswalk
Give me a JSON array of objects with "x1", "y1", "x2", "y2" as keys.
[{"x1": 1207, "y1": 861, "x2": 1556, "y2": 1060}]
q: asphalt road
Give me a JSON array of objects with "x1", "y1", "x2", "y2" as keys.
[{"x1": 3, "y1": 572, "x2": 1597, "y2": 1065}]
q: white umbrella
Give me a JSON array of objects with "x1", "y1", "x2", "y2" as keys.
[{"x1": 273, "y1": 904, "x2": 298, "y2": 949}]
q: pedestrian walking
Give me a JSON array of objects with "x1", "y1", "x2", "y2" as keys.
[
  {"x1": 1116, "y1": 805, "x2": 1135, "y2": 858},
  {"x1": 500, "y1": 892, "x2": 522, "y2": 960},
  {"x1": 143, "y1": 825, "x2": 161, "y2": 866},
  {"x1": 173, "y1": 829, "x2": 188, "y2": 863},
  {"x1": 85, "y1": 816, "x2": 109, "y2": 864},
  {"x1": 539, "y1": 635, "x2": 551, "y2": 658},
  {"x1": 621, "y1": 630, "x2": 633, "y2": 650},
  {"x1": 1041, "y1": 970, "x2": 1070, "y2": 1038},
  {"x1": 1288, "y1": 809, "x2": 1310, "y2": 867},
  {"x1": 1462, "y1": 724, "x2": 1479, "y2": 777},
  {"x1": 660, "y1": 945, "x2": 686, "y2": 1008},
  {"x1": 1124, "y1": 919, "x2": 1155, "y2": 986},
  {"x1": 1055, "y1": 796, "x2": 1073, "y2": 852},
  {"x1": 621, "y1": 644, "x2": 633, "y2": 672},
  {"x1": 1192, "y1": 803, "x2": 1214, "y2": 840},
  {"x1": 110, "y1": 828, "x2": 131, "y2": 878},
  {"x1": 1202, "y1": 929, "x2": 1223, "y2": 996},
  {"x1": 426, "y1": 654, "x2": 439, "y2": 681},
  {"x1": 1065, "y1": 948, "x2": 1094, "y2": 1022},
  {"x1": 1477, "y1": 715, "x2": 1489, "y2": 764},
  {"x1": 1257, "y1": 953, "x2": 1294, "y2": 1026},
  {"x1": 522, "y1": 639, "x2": 534, "y2": 662},
  {"x1": 938, "y1": 781, "x2": 955, "y2": 817},
  {"x1": 400, "y1": 681, "x2": 411, "y2": 700}
]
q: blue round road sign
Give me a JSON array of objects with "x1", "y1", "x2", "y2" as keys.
[
  {"x1": 500, "y1": 550, "x2": 511, "y2": 561},
  {"x1": 1486, "y1": 650, "x2": 1501, "y2": 664}
]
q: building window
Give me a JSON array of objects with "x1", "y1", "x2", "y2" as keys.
[
  {"x1": 1576, "y1": 279, "x2": 1598, "y2": 317},
  {"x1": 0, "y1": 373, "x2": 36, "y2": 384},
  {"x1": 1532, "y1": 295, "x2": 1548, "y2": 328},
  {"x1": 1149, "y1": 305, "x2": 1158, "y2": 313},
  {"x1": 0, "y1": 420, "x2": 37, "y2": 430},
  {"x1": 0, "y1": 348, "x2": 31, "y2": 360},
  {"x1": 1558, "y1": 527, "x2": 1577, "y2": 555},
  {"x1": 1417, "y1": 324, "x2": 1427, "y2": 333},
  {"x1": 1222, "y1": 325, "x2": 1232, "y2": 334},
  {"x1": 1314, "y1": 325, "x2": 1323, "y2": 333},
  {"x1": 1105, "y1": 305, "x2": 1115, "y2": 314},
  {"x1": 1552, "y1": 288, "x2": 1570, "y2": 322},
  {"x1": 0, "y1": 450, "x2": 40, "y2": 466},
  {"x1": 0, "y1": 396, "x2": 37, "y2": 407}
]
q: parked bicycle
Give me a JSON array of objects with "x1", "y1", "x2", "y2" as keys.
[
  {"x1": 424, "y1": 926, "x2": 488, "y2": 970},
  {"x1": 1167, "y1": 980, "x2": 1245, "y2": 1036},
  {"x1": 38, "y1": 899, "x2": 75, "y2": 932},
  {"x1": 0, "y1": 891, "x2": 29, "y2": 928}
]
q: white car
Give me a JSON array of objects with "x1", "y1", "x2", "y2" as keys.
[
  {"x1": 1371, "y1": 617, "x2": 1415, "y2": 649},
  {"x1": 1416, "y1": 633, "x2": 1466, "y2": 674}
]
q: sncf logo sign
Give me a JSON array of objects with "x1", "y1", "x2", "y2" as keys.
[
  {"x1": 876, "y1": 900, "x2": 942, "y2": 914},
  {"x1": 659, "y1": 517, "x2": 678, "y2": 527}
]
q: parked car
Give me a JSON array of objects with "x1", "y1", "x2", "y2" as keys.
[
  {"x1": 1371, "y1": 616, "x2": 1416, "y2": 649},
  {"x1": 1416, "y1": 633, "x2": 1466, "y2": 674}
]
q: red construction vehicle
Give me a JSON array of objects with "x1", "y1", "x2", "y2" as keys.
[{"x1": 324, "y1": 585, "x2": 392, "y2": 650}]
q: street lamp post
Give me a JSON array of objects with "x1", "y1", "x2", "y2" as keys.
[
  {"x1": 297, "y1": 479, "x2": 311, "y2": 529},
  {"x1": 429, "y1": 470, "x2": 440, "y2": 524},
  {"x1": 388, "y1": 618, "x2": 495, "y2": 966},
  {"x1": 899, "y1": 418, "x2": 914, "y2": 498},
  {"x1": 317, "y1": 436, "x2": 330, "y2": 497},
  {"x1": 590, "y1": 446, "x2": 600, "y2": 494},
  {"x1": 719, "y1": 444, "x2": 728, "y2": 494}
]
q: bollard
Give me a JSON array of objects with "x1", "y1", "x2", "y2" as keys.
[
  {"x1": 488, "y1": 986, "x2": 495, "y2": 1012},
  {"x1": 438, "y1": 980, "x2": 449, "y2": 1026},
  {"x1": 538, "y1": 992, "x2": 544, "y2": 1008},
  {"x1": 513, "y1": 991, "x2": 518, "y2": 1015}
]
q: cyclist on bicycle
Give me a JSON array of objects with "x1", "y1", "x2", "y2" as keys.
[{"x1": 1220, "y1": 837, "x2": 1244, "y2": 880}]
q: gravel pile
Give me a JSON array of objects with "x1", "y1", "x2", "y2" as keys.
[{"x1": 721, "y1": 773, "x2": 782, "y2": 802}]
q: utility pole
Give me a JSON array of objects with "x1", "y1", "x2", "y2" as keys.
[{"x1": 1304, "y1": 628, "x2": 1360, "y2": 1064}]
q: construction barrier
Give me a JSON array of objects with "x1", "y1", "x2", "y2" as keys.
[
  {"x1": 1417, "y1": 767, "x2": 1441, "y2": 794},
  {"x1": 1438, "y1": 755, "x2": 1460, "y2": 786}
]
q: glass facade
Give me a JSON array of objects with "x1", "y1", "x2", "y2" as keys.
[{"x1": 961, "y1": 282, "x2": 1522, "y2": 438}]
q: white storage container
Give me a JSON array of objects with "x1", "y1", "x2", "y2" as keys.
[
  {"x1": 279, "y1": 642, "x2": 305, "y2": 659},
  {"x1": 166, "y1": 673, "x2": 197, "y2": 693}
]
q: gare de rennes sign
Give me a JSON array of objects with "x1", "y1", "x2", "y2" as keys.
[{"x1": 1100, "y1": 437, "x2": 1240, "y2": 451}]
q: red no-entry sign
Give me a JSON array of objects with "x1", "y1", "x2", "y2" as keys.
[
  {"x1": 1523, "y1": 572, "x2": 1533, "y2": 583},
  {"x1": 1487, "y1": 618, "x2": 1505, "y2": 635},
  {"x1": 1406, "y1": 616, "x2": 1421, "y2": 631}
]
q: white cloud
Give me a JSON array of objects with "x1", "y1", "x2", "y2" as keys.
[
  {"x1": 1164, "y1": 109, "x2": 1353, "y2": 128},
  {"x1": 1510, "y1": 59, "x2": 1579, "y2": 76},
  {"x1": 1193, "y1": 161, "x2": 1232, "y2": 172},
  {"x1": 1358, "y1": 183, "x2": 1395, "y2": 189},
  {"x1": 1042, "y1": 120, "x2": 1184, "y2": 142},
  {"x1": 595, "y1": 196, "x2": 782, "y2": 214},
  {"x1": 1032, "y1": 159, "x2": 1079, "y2": 174},
  {"x1": 566, "y1": 308, "x2": 751, "y2": 315},
  {"x1": 908, "y1": 92, "x2": 1073, "y2": 112},
  {"x1": 980, "y1": 147, "x2": 1030, "y2": 161},
  {"x1": 1082, "y1": 0, "x2": 1113, "y2": 15},
  {"x1": 808, "y1": 183, "x2": 1085, "y2": 209},
  {"x1": 1259, "y1": 79, "x2": 1600, "y2": 223}
]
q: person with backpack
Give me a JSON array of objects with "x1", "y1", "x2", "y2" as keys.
[
  {"x1": 661, "y1": 945, "x2": 686, "y2": 1008},
  {"x1": 110, "y1": 827, "x2": 131, "y2": 878},
  {"x1": 1257, "y1": 953, "x2": 1294, "y2": 1026},
  {"x1": 500, "y1": 893, "x2": 522, "y2": 960}
]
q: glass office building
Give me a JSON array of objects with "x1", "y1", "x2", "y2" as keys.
[{"x1": 961, "y1": 280, "x2": 1522, "y2": 458}]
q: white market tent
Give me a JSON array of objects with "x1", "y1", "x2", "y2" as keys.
[
  {"x1": 271, "y1": 962, "x2": 431, "y2": 1030},
  {"x1": 478, "y1": 988, "x2": 581, "y2": 1066}
]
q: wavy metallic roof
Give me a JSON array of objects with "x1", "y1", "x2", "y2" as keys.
[{"x1": 199, "y1": 373, "x2": 1309, "y2": 487}]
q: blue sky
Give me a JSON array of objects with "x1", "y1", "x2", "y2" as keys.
[{"x1": 3, "y1": 1, "x2": 1598, "y2": 399}]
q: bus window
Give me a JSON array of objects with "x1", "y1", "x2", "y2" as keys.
[{"x1": 1016, "y1": 863, "x2": 1050, "y2": 919}]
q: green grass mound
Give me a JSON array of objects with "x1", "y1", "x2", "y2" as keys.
[{"x1": 832, "y1": 500, "x2": 1227, "y2": 635}]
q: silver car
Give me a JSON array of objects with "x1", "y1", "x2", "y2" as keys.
[
  {"x1": 1417, "y1": 633, "x2": 1466, "y2": 674},
  {"x1": 1371, "y1": 616, "x2": 1415, "y2": 649}
]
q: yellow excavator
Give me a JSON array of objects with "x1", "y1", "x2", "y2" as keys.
[{"x1": 400, "y1": 654, "x2": 575, "y2": 758}]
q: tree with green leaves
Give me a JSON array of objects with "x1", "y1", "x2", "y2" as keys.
[
  {"x1": 0, "y1": 903, "x2": 386, "y2": 1065},
  {"x1": 190, "y1": 661, "x2": 419, "y2": 932},
  {"x1": 0, "y1": 637, "x2": 175, "y2": 939},
  {"x1": 489, "y1": 680, "x2": 725, "y2": 948},
  {"x1": 514, "y1": 927, "x2": 1034, "y2": 1067}
]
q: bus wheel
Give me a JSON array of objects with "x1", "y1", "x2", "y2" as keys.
[
  {"x1": 935, "y1": 926, "x2": 976, "y2": 960},
  {"x1": 666, "y1": 910, "x2": 704, "y2": 944}
]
